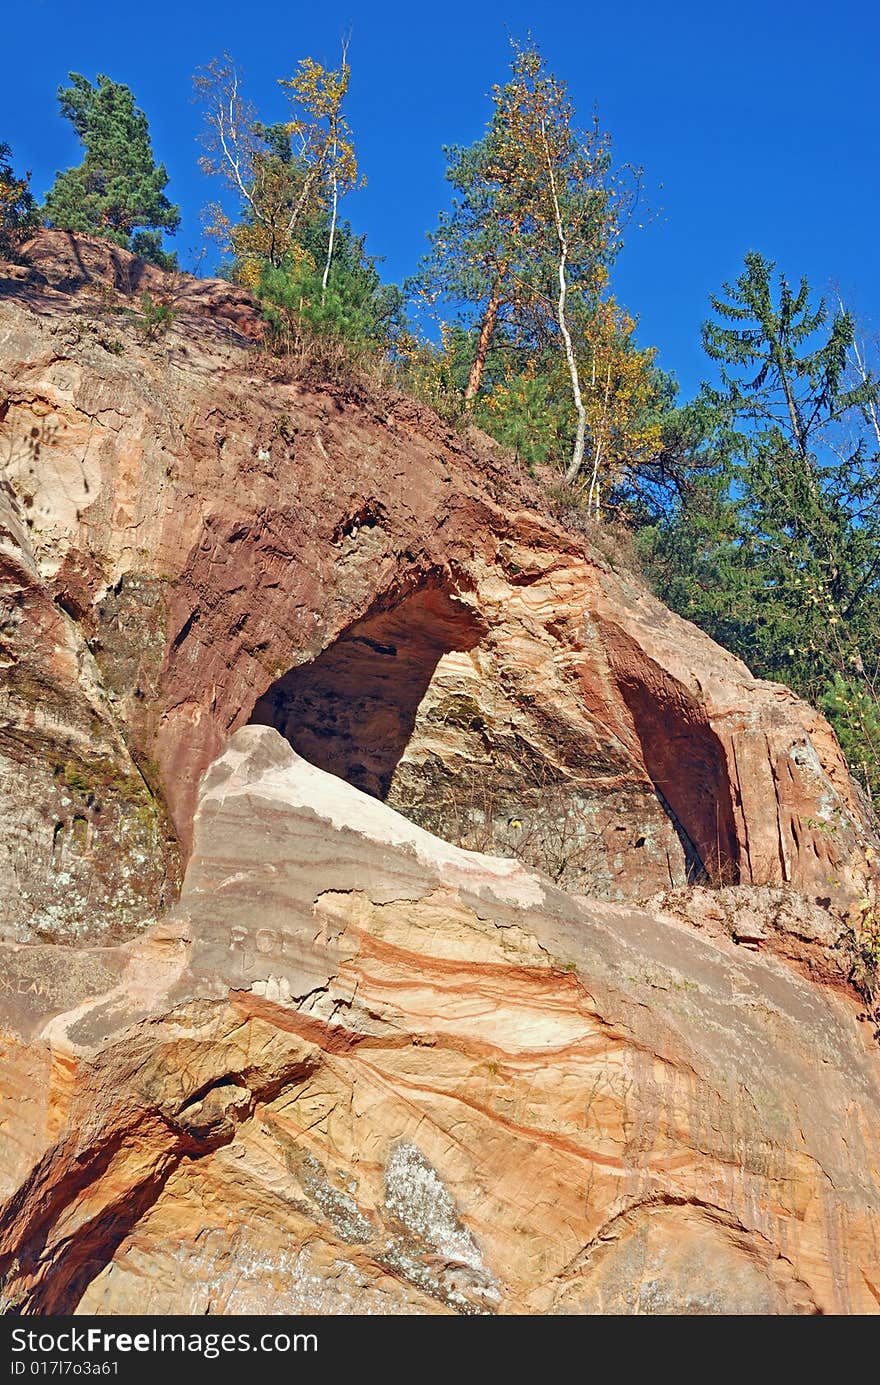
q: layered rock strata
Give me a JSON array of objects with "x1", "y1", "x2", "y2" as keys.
[
  {"x1": 3, "y1": 234, "x2": 880, "y2": 1317},
  {"x1": 0, "y1": 728, "x2": 878, "y2": 1315}
]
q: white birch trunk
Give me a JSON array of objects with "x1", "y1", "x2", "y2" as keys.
[
  {"x1": 322, "y1": 152, "x2": 338, "y2": 304},
  {"x1": 539, "y1": 119, "x2": 587, "y2": 486}
]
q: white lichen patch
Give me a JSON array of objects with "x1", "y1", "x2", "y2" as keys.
[
  {"x1": 300, "y1": 1152, "x2": 375, "y2": 1244},
  {"x1": 384, "y1": 1142, "x2": 480, "y2": 1266}
]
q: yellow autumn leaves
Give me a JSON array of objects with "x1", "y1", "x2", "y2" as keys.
[{"x1": 195, "y1": 47, "x2": 361, "y2": 272}]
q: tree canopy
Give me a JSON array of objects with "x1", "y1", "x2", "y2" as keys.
[
  {"x1": 43, "y1": 74, "x2": 179, "y2": 266},
  {"x1": 414, "y1": 41, "x2": 659, "y2": 502},
  {"x1": 0, "y1": 141, "x2": 39, "y2": 257},
  {"x1": 638, "y1": 255, "x2": 880, "y2": 800}
]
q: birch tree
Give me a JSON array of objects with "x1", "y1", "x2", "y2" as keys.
[
  {"x1": 416, "y1": 43, "x2": 629, "y2": 416},
  {"x1": 195, "y1": 44, "x2": 361, "y2": 284},
  {"x1": 280, "y1": 39, "x2": 360, "y2": 301},
  {"x1": 498, "y1": 42, "x2": 640, "y2": 498},
  {"x1": 195, "y1": 55, "x2": 318, "y2": 271},
  {"x1": 416, "y1": 43, "x2": 655, "y2": 506},
  {"x1": 538, "y1": 104, "x2": 588, "y2": 485}
]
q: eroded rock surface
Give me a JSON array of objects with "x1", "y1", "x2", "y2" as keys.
[
  {"x1": 0, "y1": 727, "x2": 879, "y2": 1316},
  {"x1": 1, "y1": 231, "x2": 875, "y2": 939},
  {"x1": 3, "y1": 235, "x2": 880, "y2": 1316}
]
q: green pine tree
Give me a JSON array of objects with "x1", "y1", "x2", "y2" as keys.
[
  {"x1": 638, "y1": 253, "x2": 880, "y2": 801},
  {"x1": 257, "y1": 213, "x2": 404, "y2": 355},
  {"x1": 44, "y1": 74, "x2": 179, "y2": 266},
  {"x1": 0, "y1": 141, "x2": 39, "y2": 257}
]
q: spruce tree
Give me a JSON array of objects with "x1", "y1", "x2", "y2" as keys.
[
  {"x1": 44, "y1": 74, "x2": 179, "y2": 266},
  {"x1": 702, "y1": 251, "x2": 871, "y2": 464},
  {"x1": 638, "y1": 254, "x2": 880, "y2": 800}
]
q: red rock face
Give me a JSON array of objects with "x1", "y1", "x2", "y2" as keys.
[{"x1": 1, "y1": 231, "x2": 874, "y2": 929}]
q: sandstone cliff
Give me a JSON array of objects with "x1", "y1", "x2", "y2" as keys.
[
  {"x1": 1, "y1": 233, "x2": 874, "y2": 931},
  {"x1": 1, "y1": 233, "x2": 879, "y2": 1315}
]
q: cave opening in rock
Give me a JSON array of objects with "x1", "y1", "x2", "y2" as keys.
[
  {"x1": 248, "y1": 580, "x2": 485, "y2": 800},
  {"x1": 616, "y1": 670, "x2": 740, "y2": 886}
]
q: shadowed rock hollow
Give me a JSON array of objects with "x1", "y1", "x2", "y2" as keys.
[
  {"x1": 249, "y1": 579, "x2": 486, "y2": 799},
  {"x1": 2, "y1": 233, "x2": 880, "y2": 1315}
]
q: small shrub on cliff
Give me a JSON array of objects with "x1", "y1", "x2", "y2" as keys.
[
  {"x1": 393, "y1": 328, "x2": 468, "y2": 426},
  {"x1": 841, "y1": 889, "x2": 880, "y2": 1036},
  {"x1": 137, "y1": 291, "x2": 177, "y2": 341},
  {"x1": 257, "y1": 215, "x2": 404, "y2": 379}
]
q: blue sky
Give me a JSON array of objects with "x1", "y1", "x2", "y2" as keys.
[{"x1": 3, "y1": 0, "x2": 878, "y2": 396}]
